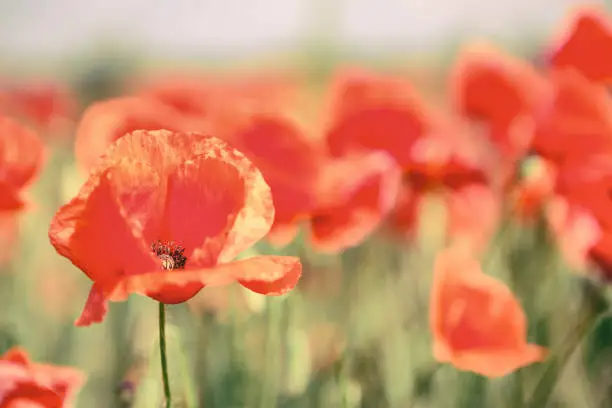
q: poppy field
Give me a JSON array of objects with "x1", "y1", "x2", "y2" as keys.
[{"x1": 4, "y1": 4, "x2": 612, "y2": 408}]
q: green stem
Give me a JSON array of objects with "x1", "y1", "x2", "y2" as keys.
[
  {"x1": 526, "y1": 294, "x2": 609, "y2": 408},
  {"x1": 159, "y1": 302, "x2": 172, "y2": 408}
]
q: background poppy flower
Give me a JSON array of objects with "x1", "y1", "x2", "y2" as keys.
[
  {"x1": 450, "y1": 42, "x2": 548, "y2": 159},
  {"x1": 0, "y1": 116, "x2": 45, "y2": 212},
  {"x1": 532, "y1": 69, "x2": 612, "y2": 163},
  {"x1": 548, "y1": 6, "x2": 612, "y2": 84},
  {"x1": 324, "y1": 68, "x2": 435, "y2": 168},
  {"x1": 210, "y1": 112, "x2": 323, "y2": 247},
  {"x1": 49, "y1": 130, "x2": 301, "y2": 326},
  {"x1": 430, "y1": 246, "x2": 546, "y2": 377},
  {"x1": 0, "y1": 347, "x2": 85, "y2": 408},
  {"x1": 307, "y1": 150, "x2": 401, "y2": 252},
  {"x1": 0, "y1": 80, "x2": 77, "y2": 139},
  {"x1": 74, "y1": 97, "x2": 205, "y2": 173}
]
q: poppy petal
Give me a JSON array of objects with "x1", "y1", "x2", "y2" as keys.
[
  {"x1": 450, "y1": 41, "x2": 547, "y2": 126},
  {"x1": 50, "y1": 169, "x2": 158, "y2": 284},
  {"x1": 104, "y1": 131, "x2": 274, "y2": 264},
  {"x1": 445, "y1": 184, "x2": 501, "y2": 253},
  {"x1": 161, "y1": 154, "x2": 247, "y2": 264},
  {"x1": 452, "y1": 345, "x2": 547, "y2": 378},
  {"x1": 74, "y1": 284, "x2": 109, "y2": 327},
  {"x1": 267, "y1": 222, "x2": 301, "y2": 248},
  {"x1": 430, "y1": 247, "x2": 546, "y2": 377},
  {"x1": 2, "y1": 348, "x2": 30, "y2": 366},
  {"x1": 549, "y1": 6, "x2": 612, "y2": 83},
  {"x1": 310, "y1": 151, "x2": 401, "y2": 252},
  {"x1": 74, "y1": 97, "x2": 195, "y2": 172},
  {"x1": 106, "y1": 256, "x2": 301, "y2": 301},
  {"x1": 546, "y1": 196, "x2": 602, "y2": 271},
  {"x1": 0, "y1": 115, "x2": 45, "y2": 191},
  {"x1": 224, "y1": 115, "x2": 320, "y2": 226}
]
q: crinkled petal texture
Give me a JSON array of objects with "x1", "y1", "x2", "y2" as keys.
[
  {"x1": 430, "y1": 247, "x2": 546, "y2": 377},
  {"x1": 309, "y1": 151, "x2": 401, "y2": 252},
  {"x1": 49, "y1": 130, "x2": 301, "y2": 326},
  {"x1": 549, "y1": 6, "x2": 612, "y2": 84},
  {"x1": 0, "y1": 116, "x2": 44, "y2": 211},
  {"x1": 74, "y1": 97, "x2": 202, "y2": 173},
  {"x1": 324, "y1": 68, "x2": 434, "y2": 168},
  {"x1": 0, "y1": 347, "x2": 85, "y2": 408}
]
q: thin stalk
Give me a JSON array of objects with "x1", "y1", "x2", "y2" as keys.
[
  {"x1": 526, "y1": 282, "x2": 609, "y2": 408},
  {"x1": 159, "y1": 302, "x2": 172, "y2": 408}
]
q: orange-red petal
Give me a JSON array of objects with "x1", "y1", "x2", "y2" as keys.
[
  {"x1": 0, "y1": 116, "x2": 44, "y2": 193},
  {"x1": 74, "y1": 97, "x2": 199, "y2": 172},
  {"x1": 106, "y1": 255, "x2": 302, "y2": 301},
  {"x1": 549, "y1": 6, "x2": 612, "y2": 83},
  {"x1": 309, "y1": 151, "x2": 401, "y2": 252},
  {"x1": 324, "y1": 68, "x2": 433, "y2": 168},
  {"x1": 430, "y1": 247, "x2": 546, "y2": 377}
]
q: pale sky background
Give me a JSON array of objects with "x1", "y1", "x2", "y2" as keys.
[{"x1": 0, "y1": 0, "x2": 605, "y2": 60}]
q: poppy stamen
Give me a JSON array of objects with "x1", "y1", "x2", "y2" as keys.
[{"x1": 151, "y1": 240, "x2": 187, "y2": 270}]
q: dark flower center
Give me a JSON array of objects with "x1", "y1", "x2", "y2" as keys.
[{"x1": 151, "y1": 240, "x2": 187, "y2": 270}]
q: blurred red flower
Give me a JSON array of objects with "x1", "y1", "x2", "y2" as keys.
[
  {"x1": 49, "y1": 130, "x2": 301, "y2": 326},
  {"x1": 430, "y1": 246, "x2": 546, "y2": 377},
  {"x1": 0, "y1": 347, "x2": 85, "y2": 407},
  {"x1": 74, "y1": 96, "x2": 202, "y2": 172},
  {"x1": 0, "y1": 116, "x2": 45, "y2": 265},
  {"x1": 0, "y1": 116, "x2": 45, "y2": 212},
  {"x1": 389, "y1": 121, "x2": 499, "y2": 252},
  {"x1": 0, "y1": 80, "x2": 77, "y2": 139},
  {"x1": 450, "y1": 42, "x2": 548, "y2": 160},
  {"x1": 211, "y1": 112, "x2": 323, "y2": 246},
  {"x1": 532, "y1": 68, "x2": 612, "y2": 162},
  {"x1": 306, "y1": 150, "x2": 401, "y2": 252},
  {"x1": 548, "y1": 6, "x2": 612, "y2": 84},
  {"x1": 324, "y1": 68, "x2": 435, "y2": 168}
]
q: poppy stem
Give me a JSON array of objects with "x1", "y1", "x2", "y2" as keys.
[
  {"x1": 526, "y1": 280, "x2": 609, "y2": 408},
  {"x1": 159, "y1": 302, "x2": 172, "y2": 408}
]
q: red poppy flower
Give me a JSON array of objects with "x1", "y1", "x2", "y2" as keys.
[
  {"x1": 0, "y1": 80, "x2": 77, "y2": 137},
  {"x1": 548, "y1": 6, "x2": 612, "y2": 84},
  {"x1": 0, "y1": 347, "x2": 85, "y2": 407},
  {"x1": 0, "y1": 116, "x2": 45, "y2": 212},
  {"x1": 306, "y1": 150, "x2": 401, "y2": 252},
  {"x1": 430, "y1": 246, "x2": 546, "y2": 377},
  {"x1": 532, "y1": 68, "x2": 612, "y2": 162},
  {"x1": 49, "y1": 130, "x2": 301, "y2": 326},
  {"x1": 74, "y1": 97, "x2": 204, "y2": 173},
  {"x1": 324, "y1": 68, "x2": 435, "y2": 168},
  {"x1": 387, "y1": 122, "x2": 499, "y2": 252},
  {"x1": 450, "y1": 42, "x2": 548, "y2": 158}
]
